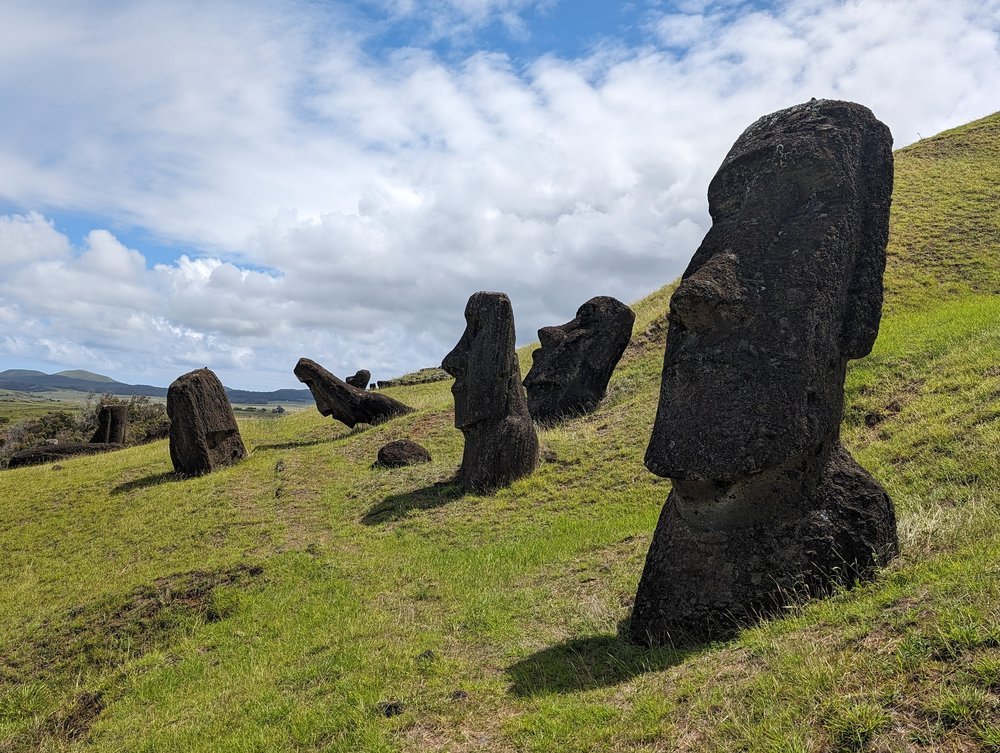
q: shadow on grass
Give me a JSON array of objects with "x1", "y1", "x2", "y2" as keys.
[
  {"x1": 506, "y1": 631, "x2": 694, "y2": 696},
  {"x1": 254, "y1": 435, "x2": 348, "y2": 451},
  {"x1": 362, "y1": 480, "x2": 463, "y2": 525},
  {"x1": 112, "y1": 471, "x2": 180, "y2": 495}
]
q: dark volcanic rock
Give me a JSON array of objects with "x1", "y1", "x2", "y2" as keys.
[
  {"x1": 294, "y1": 358, "x2": 413, "y2": 428},
  {"x1": 7, "y1": 443, "x2": 123, "y2": 469},
  {"x1": 90, "y1": 405, "x2": 128, "y2": 444},
  {"x1": 523, "y1": 296, "x2": 635, "y2": 422},
  {"x1": 167, "y1": 368, "x2": 247, "y2": 476},
  {"x1": 442, "y1": 291, "x2": 538, "y2": 492},
  {"x1": 630, "y1": 99, "x2": 898, "y2": 646},
  {"x1": 376, "y1": 439, "x2": 432, "y2": 468},
  {"x1": 346, "y1": 369, "x2": 371, "y2": 390}
]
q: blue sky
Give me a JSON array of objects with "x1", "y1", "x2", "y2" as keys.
[{"x1": 0, "y1": 0, "x2": 998, "y2": 390}]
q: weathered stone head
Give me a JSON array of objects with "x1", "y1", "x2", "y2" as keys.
[
  {"x1": 167, "y1": 368, "x2": 247, "y2": 476},
  {"x1": 346, "y1": 369, "x2": 371, "y2": 390},
  {"x1": 630, "y1": 99, "x2": 898, "y2": 645},
  {"x1": 647, "y1": 99, "x2": 893, "y2": 485},
  {"x1": 90, "y1": 404, "x2": 128, "y2": 445},
  {"x1": 523, "y1": 296, "x2": 635, "y2": 423},
  {"x1": 442, "y1": 292, "x2": 538, "y2": 491}
]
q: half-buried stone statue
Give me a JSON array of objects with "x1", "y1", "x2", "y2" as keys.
[
  {"x1": 8, "y1": 405, "x2": 128, "y2": 469},
  {"x1": 346, "y1": 369, "x2": 371, "y2": 390},
  {"x1": 294, "y1": 358, "x2": 413, "y2": 428},
  {"x1": 90, "y1": 405, "x2": 128, "y2": 444},
  {"x1": 523, "y1": 296, "x2": 635, "y2": 423},
  {"x1": 168, "y1": 368, "x2": 247, "y2": 476},
  {"x1": 629, "y1": 99, "x2": 899, "y2": 646},
  {"x1": 442, "y1": 291, "x2": 538, "y2": 492}
]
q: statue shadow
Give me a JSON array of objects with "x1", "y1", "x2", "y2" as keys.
[
  {"x1": 112, "y1": 471, "x2": 180, "y2": 495},
  {"x1": 361, "y1": 480, "x2": 464, "y2": 525},
  {"x1": 506, "y1": 628, "x2": 696, "y2": 696}
]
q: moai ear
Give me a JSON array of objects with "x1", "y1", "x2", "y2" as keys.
[
  {"x1": 464, "y1": 293, "x2": 516, "y2": 426},
  {"x1": 840, "y1": 130, "x2": 893, "y2": 360}
]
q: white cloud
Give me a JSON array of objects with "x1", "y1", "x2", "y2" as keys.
[
  {"x1": 0, "y1": 0, "x2": 997, "y2": 389},
  {"x1": 0, "y1": 211, "x2": 72, "y2": 264}
]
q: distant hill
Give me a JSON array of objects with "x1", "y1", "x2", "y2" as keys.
[
  {"x1": 53, "y1": 369, "x2": 116, "y2": 383},
  {"x1": 0, "y1": 369, "x2": 312, "y2": 404},
  {"x1": 0, "y1": 369, "x2": 47, "y2": 379}
]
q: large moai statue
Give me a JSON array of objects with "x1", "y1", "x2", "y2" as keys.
[
  {"x1": 630, "y1": 100, "x2": 899, "y2": 645},
  {"x1": 167, "y1": 368, "x2": 247, "y2": 476},
  {"x1": 294, "y1": 358, "x2": 413, "y2": 427},
  {"x1": 442, "y1": 292, "x2": 538, "y2": 492},
  {"x1": 90, "y1": 405, "x2": 128, "y2": 444},
  {"x1": 523, "y1": 296, "x2": 635, "y2": 422},
  {"x1": 346, "y1": 369, "x2": 371, "y2": 390}
]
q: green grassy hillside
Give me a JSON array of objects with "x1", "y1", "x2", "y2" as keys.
[{"x1": 1, "y1": 113, "x2": 998, "y2": 753}]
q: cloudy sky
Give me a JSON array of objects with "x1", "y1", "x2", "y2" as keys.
[{"x1": 0, "y1": 0, "x2": 997, "y2": 390}]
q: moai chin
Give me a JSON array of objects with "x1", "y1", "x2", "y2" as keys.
[
  {"x1": 630, "y1": 99, "x2": 899, "y2": 645},
  {"x1": 442, "y1": 291, "x2": 538, "y2": 492}
]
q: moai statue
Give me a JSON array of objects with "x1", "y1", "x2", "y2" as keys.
[
  {"x1": 294, "y1": 358, "x2": 412, "y2": 427},
  {"x1": 523, "y1": 296, "x2": 635, "y2": 422},
  {"x1": 442, "y1": 292, "x2": 538, "y2": 492},
  {"x1": 630, "y1": 99, "x2": 899, "y2": 645},
  {"x1": 167, "y1": 368, "x2": 247, "y2": 475},
  {"x1": 346, "y1": 369, "x2": 371, "y2": 390},
  {"x1": 90, "y1": 404, "x2": 128, "y2": 444}
]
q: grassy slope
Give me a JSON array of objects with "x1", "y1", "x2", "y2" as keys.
[{"x1": 1, "y1": 114, "x2": 998, "y2": 753}]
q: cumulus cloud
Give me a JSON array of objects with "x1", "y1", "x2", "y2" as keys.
[{"x1": 0, "y1": 0, "x2": 997, "y2": 388}]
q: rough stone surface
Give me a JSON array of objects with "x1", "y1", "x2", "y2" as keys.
[
  {"x1": 523, "y1": 296, "x2": 635, "y2": 422},
  {"x1": 376, "y1": 439, "x2": 432, "y2": 467},
  {"x1": 90, "y1": 405, "x2": 128, "y2": 444},
  {"x1": 630, "y1": 99, "x2": 899, "y2": 646},
  {"x1": 346, "y1": 369, "x2": 371, "y2": 390},
  {"x1": 7, "y1": 443, "x2": 122, "y2": 469},
  {"x1": 167, "y1": 368, "x2": 247, "y2": 476},
  {"x1": 294, "y1": 358, "x2": 413, "y2": 428},
  {"x1": 442, "y1": 291, "x2": 538, "y2": 491}
]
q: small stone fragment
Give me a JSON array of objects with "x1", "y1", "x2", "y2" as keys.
[
  {"x1": 376, "y1": 700, "x2": 404, "y2": 718},
  {"x1": 377, "y1": 439, "x2": 432, "y2": 468}
]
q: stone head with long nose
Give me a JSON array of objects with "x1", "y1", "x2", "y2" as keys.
[
  {"x1": 631, "y1": 99, "x2": 899, "y2": 645},
  {"x1": 442, "y1": 291, "x2": 538, "y2": 491}
]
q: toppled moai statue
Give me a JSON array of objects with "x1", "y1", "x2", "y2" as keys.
[
  {"x1": 294, "y1": 358, "x2": 413, "y2": 428},
  {"x1": 376, "y1": 439, "x2": 432, "y2": 468},
  {"x1": 630, "y1": 99, "x2": 899, "y2": 646},
  {"x1": 167, "y1": 368, "x2": 247, "y2": 476},
  {"x1": 346, "y1": 369, "x2": 371, "y2": 390},
  {"x1": 7, "y1": 442, "x2": 122, "y2": 469},
  {"x1": 442, "y1": 292, "x2": 538, "y2": 491},
  {"x1": 90, "y1": 405, "x2": 128, "y2": 444},
  {"x1": 523, "y1": 296, "x2": 635, "y2": 422}
]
